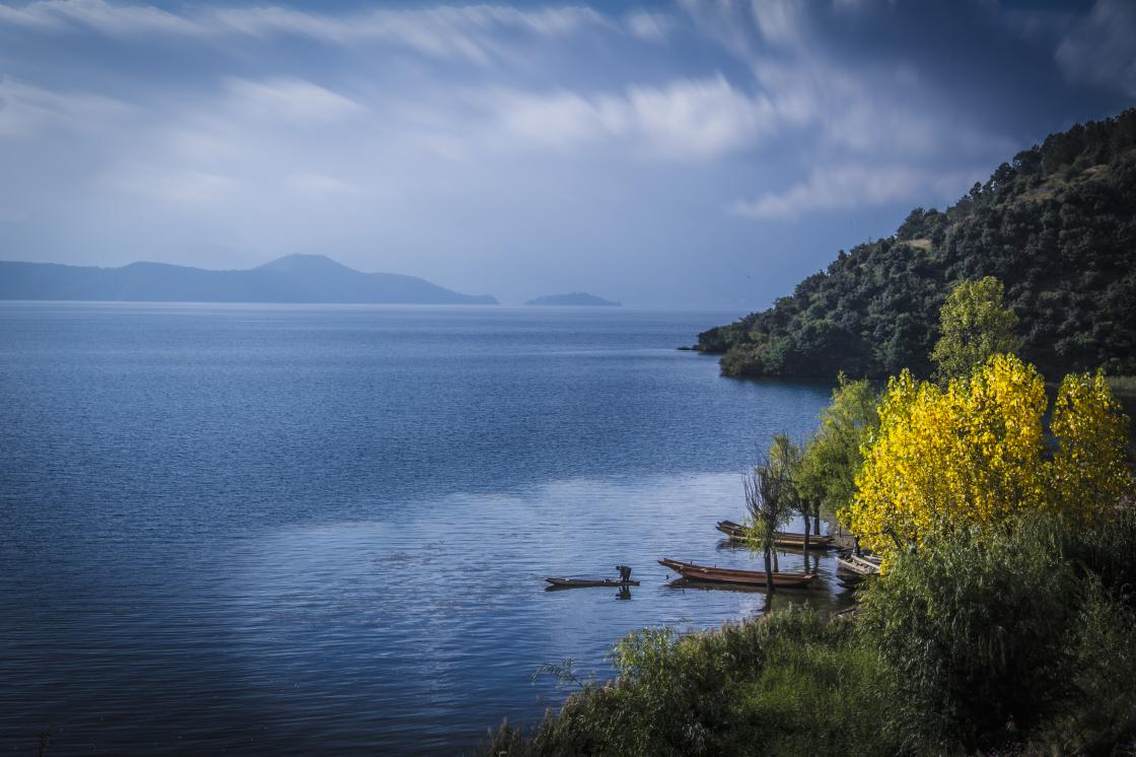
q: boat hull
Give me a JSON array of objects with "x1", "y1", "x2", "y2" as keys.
[
  {"x1": 715, "y1": 521, "x2": 836, "y2": 550},
  {"x1": 836, "y1": 554, "x2": 880, "y2": 577},
  {"x1": 544, "y1": 577, "x2": 640, "y2": 588},
  {"x1": 658, "y1": 558, "x2": 817, "y2": 588}
]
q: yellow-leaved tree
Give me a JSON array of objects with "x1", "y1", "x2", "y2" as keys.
[
  {"x1": 849, "y1": 353, "x2": 1131, "y2": 567},
  {"x1": 1050, "y1": 371, "x2": 1132, "y2": 517}
]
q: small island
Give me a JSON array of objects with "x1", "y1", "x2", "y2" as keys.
[{"x1": 524, "y1": 292, "x2": 620, "y2": 307}]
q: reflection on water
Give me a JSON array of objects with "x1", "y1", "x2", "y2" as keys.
[
  {"x1": 213, "y1": 474, "x2": 853, "y2": 753},
  {"x1": 0, "y1": 303, "x2": 836, "y2": 754}
]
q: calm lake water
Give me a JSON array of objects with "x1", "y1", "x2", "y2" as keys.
[{"x1": 0, "y1": 303, "x2": 845, "y2": 754}]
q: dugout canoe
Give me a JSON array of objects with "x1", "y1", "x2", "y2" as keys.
[
  {"x1": 836, "y1": 553, "x2": 881, "y2": 577},
  {"x1": 544, "y1": 577, "x2": 641, "y2": 588},
  {"x1": 658, "y1": 558, "x2": 817, "y2": 588},
  {"x1": 716, "y1": 520, "x2": 836, "y2": 549}
]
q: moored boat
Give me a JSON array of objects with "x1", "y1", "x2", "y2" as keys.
[
  {"x1": 715, "y1": 520, "x2": 836, "y2": 549},
  {"x1": 836, "y1": 553, "x2": 880, "y2": 577},
  {"x1": 545, "y1": 577, "x2": 641, "y2": 588},
  {"x1": 658, "y1": 558, "x2": 817, "y2": 588}
]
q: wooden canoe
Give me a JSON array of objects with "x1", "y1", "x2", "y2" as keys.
[
  {"x1": 658, "y1": 558, "x2": 817, "y2": 588},
  {"x1": 836, "y1": 554, "x2": 880, "y2": 577},
  {"x1": 716, "y1": 520, "x2": 836, "y2": 549},
  {"x1": 545, "y1": 577, "x2": 640, "y2": 588}
]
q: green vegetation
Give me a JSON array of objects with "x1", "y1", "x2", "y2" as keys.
[
  {"x1": 487, "y1": 516, "x2": 1136, "y2": 755},
  {"x1": 743, "y1": 434, "x2": 800, "y2": 589},
  {"x1": 930, "y1": 276, "x2": 1020, "y2": 380},
  {"x1": 795, "y1": 374, "x2": 878, "y2": 528},
  {"x1": 485, "y1": 607, "x2": 899, "y2": 756},
  {"x1": 699, "y1": 108, "x2": 1136, "y2": 379},
  {"x1": 848, "y1": 355, "x2": 1131, "y2": 568},
  {"x1": 487, "y1": 274, "x2": 1136, "y2": 755}
]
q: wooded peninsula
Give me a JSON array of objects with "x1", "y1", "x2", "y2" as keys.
[{"x1": 698, "y1": 109, "x2": 1136, "y2": 381}]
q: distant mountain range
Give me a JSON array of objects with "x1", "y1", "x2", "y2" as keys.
[
  {"x1": 0, "y1": 254, "x2": 498, "y2": 305},
  {"x1": 525, "y1": 292, "x2": 620, "y2": 306}
]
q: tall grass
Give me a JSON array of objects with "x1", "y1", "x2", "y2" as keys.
[{"x1": 484, "y1": 608, "x2": 897, "y2": 756}]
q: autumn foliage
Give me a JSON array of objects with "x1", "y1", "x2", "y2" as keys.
[{"x1": 849, "y1": 353, "x2": 1131, "y2": 566}]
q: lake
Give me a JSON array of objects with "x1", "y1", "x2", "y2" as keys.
[{"x1": 0, "y1": 303, "x2": 844, "y2": 754}]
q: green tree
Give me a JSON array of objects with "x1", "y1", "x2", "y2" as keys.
[
  {"x1": 796, "y1": 374, "x2": 879, "y2": 538},
  {"x1": 745, "y1": 435, "x2": 799, "y2": 592},
  {"x1": 930, "y1": 276, "x2": 1020, "y2": 380}
]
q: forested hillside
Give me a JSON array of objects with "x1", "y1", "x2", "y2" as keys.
[{"x1": 699, "y1": 109, "x2": 1136, "y2": 378}]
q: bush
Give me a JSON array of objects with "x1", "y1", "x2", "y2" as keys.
[
  {"x1": 728, "y1": 611, "x2": 896, "y2": 755},
  {"x1": 857, "y1": 519, "x2": 1079, "y2": 752},
  {"x1": 484, "y1": 608, "x2": 898, "y2": 757},
  {"x1": 1064, "y1": 502, "x2": 1136, "y2": 609},
  {"x1": 1048, "y1": 578, "x2": 1136, "y2": 752}
]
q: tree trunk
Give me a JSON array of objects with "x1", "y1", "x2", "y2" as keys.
[
  {"x1": 802, "y1": 516, "x2": 811, "y2": 555},
  {"x1": 813, "y1": 508, "x2": 821, "y2": 535},
  {"x1": 763, "y1": 544, "x2": 774, "y2": 594}
]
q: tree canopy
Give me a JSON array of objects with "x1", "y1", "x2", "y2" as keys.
[
  {"x1": 848, "y1": 353, "x2": 1131, "y2": 567},
  {"x1": 745, "y1": 434, "x2": 800, "y2": 590},
  {"x1": 795, "y1": 374, "x2": 879, "y2": 525},
  {"x1": 930, "y1": 276, "x2": 1020, "y2": 380}
]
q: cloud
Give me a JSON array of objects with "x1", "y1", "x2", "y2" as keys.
[
  {"x1": 222, "y1": 78, "x2": 364, "y2": 124},
  {"x1": 209, "y1": 5, "x2": 610, "y2": 63},
  {"x1": 109, "y1": 169, "x2": 239, "y2": 206},
  {"x1": 1056, "y1": 0, "x2": 1136, "y2": 96},
  {"x1": 0, "y1": 76, "x2": 132, "y2": 137},
  {"x1": 0, "y1": 1, "x2": 611, "y2": 64},
  {"x1": 730, "y1": 163, "x2": 928, "y2": 220},
  {"x1": 676, "y1": 0, "x2": 1027, "y2": 226},
  {"x1": 0, "y1": 0, "x2": 1123, "y2": 307},
  {"x1": 0, "y1": 0, "x2": 198, "y2": 34},
  {"x1": 285, "y1": 173, "x2": 358, "y2": 196},
  {"x1": 752, "y1": 0, "x2": 804, "y2": 48},
  {"x1": 479, "y1": 75, "x2": 778, "y2": 160},
  {"x1": 624, "y1": 10, "x2": 672, "y2": 42}
]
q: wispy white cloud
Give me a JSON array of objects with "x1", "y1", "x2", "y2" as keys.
[
  {"x1": 0, "y1": 1, "x2": 611, "y2": 63},
  {"x1": 477, "y1": 75, "x2": 778, "y2": 160},
  {"x1": 109, "y1": 169, "x2": 239, "y2": 206},
  {"x1": 624, "y1": 9, "x2": 672, "y2": 42},
  {"x1": 222, "y1": 78, "x2": 364, "y2": 124},
  {"x1": 285, "y1": 173, "x2": 359, "y2": 196},
  {"x1": 731, "y1": 163, "x2": 935, "y2": 220},
  {"x1": 751, "y1": 0, "x2": 804, "y2": 48},
  {"x1": 210, "y1": 4, "x2": 610, "y2": 63},
  {"x1": 0, "y1": 76, "x2": 132, "y2": 137},
  {"x1": 0, "y1": 0, "x2": 198, "y2": 34}
]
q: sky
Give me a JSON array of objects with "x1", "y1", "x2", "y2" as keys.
[{"x1": 0, "y1": 0, "x2": 1133, "y2": 308}]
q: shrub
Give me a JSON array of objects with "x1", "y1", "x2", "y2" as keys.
[
  {"x1": 484, "y1": 608, "x2": 899, "y2": 757},
  {"x1": 857, "y1": 518, "x2": 1078, "y2": 752}
]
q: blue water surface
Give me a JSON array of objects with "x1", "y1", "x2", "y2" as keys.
[{"x1": 0, "y1": 303, "x2": 840, "y2": 754}]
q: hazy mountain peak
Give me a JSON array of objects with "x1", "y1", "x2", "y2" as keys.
[
  {"x1": 256, "y1": 254, "x2": 357, "y2": 274},
  {"x1": 525, "y1": 292, "x2": 620, "y2": 306}
]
